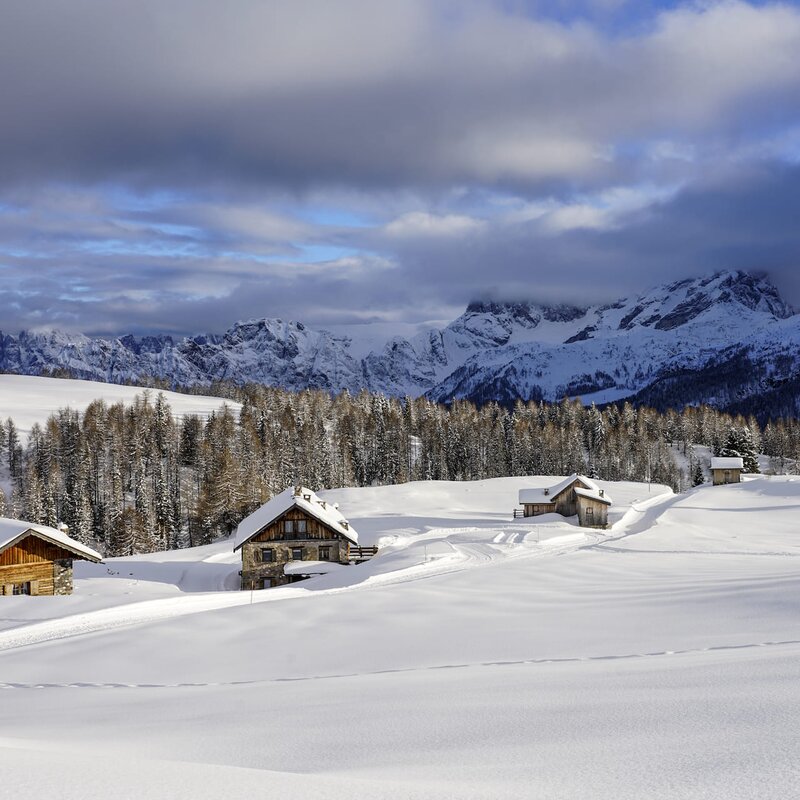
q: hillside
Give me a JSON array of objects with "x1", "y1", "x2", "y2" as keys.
[
  {"x1": 0, "y1": 374, "x2": 240, "y2": 440},
  {"x1": 1, "y1": 476, "x2": 799, "y2": 798}
]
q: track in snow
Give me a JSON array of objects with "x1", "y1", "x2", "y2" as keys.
[
  {"x1": 0, "y1": 525, "x2": 604, "y2": 653},
  {"x1": 2, "y1": 638, "x2": 798, "y2": 690}
]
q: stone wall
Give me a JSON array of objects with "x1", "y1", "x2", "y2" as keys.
[
  {"x1": 53, "y1": 559, "x2": 74, "y2": 595},
  {"x1": 241, "y1": 539, "x2": 348, "y2": 590}
]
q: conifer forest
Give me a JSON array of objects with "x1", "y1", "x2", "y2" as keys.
[{"x1": 1, "y1": 384, "x2": 795, "y2": 556}]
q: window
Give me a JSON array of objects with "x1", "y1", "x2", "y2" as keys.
[
  {"x1": 12, "y1": 582, "x2": 30, "y2": 595},
  {"x1": 261, "y1": 577, "x2": 273, "y2": 589},
  {"x1": 586, "y1": 507, "x2": 593, "y2": 517},
  {"x1": 282, "y1": 518, "x2": 308, "y2": 537},
  {"x1": 319, "y1": 546, "x2": 331, "y2": 561},
  {"x1": 291, "y1": 547, "x2": 303, "y2": 560},
  {"x1": 260, "y1": 548, "x2": 274, "y2": 563}
]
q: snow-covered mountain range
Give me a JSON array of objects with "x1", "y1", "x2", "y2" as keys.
[{"x1": 1, "y1": 270, "x2": 797, "y2": 415}]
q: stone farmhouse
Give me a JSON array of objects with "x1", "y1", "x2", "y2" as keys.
[
  {"x1": 518, "y1": 474, "x2": 611, "y2": 528},
  {"x1": 0, "y1": 518, "x2": 102, "y2": 596},
  {"x1": 710, "y1": 457, "x2": 744, "y2": 485},
  {"x1": 234, "y1": 486, "x2": 359, "y2": 590}
]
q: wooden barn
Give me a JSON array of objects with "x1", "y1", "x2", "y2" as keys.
[
  {"x1": 0, "y1": 519, "x2": 102, "y2": 596},
  {"x1": 710, "y1": 457, "x2": 744, "y2": 485},
  {"x1": 518, "y1": 474, "x2": 612, "y2": 529},
  {"x1": 233, "y1": 486, "x2": 359, "y2": 590}
]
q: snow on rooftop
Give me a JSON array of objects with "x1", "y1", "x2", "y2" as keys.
[
  {"x1": 710, "y1": 457, "x2": 744, "y2": 469},
  {"x1": 0, "y1": 518, "x2": 102, "y2": 562},
  {"x1": 233, "y1": 486, "x2": 359, "y2": 550},
  {"x1": 574, "y1": 486, "x2": 612, "y2": 505},
  {"x1": 518, "y1": 474, "x2": 598, "y2": 505}
]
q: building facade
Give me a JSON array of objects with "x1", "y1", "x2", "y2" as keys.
[
  {"x1": 710, "y1": 457, "x2": 744, "y2": 485},
  {"x1": 518, "y1": 474, "x2": 612, "y2": 529},
  {"x1": 0, "y1": 519, "x2": 103, "y2": 596},
  {"x1": 234, "y1": 487, "x2": 358, "y2": 590}
]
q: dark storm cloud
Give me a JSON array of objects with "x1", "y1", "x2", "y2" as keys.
[
  {"x1": 4, "y1": 160, "x2": 798, "y2": 339},
  {"x1": 1, "y1": 1, "x2": 800, "y2": 336},
  {"x1": 1, "y1": 1, "x2": 800, "y2": 191},
  {"x1": 380, "y1": 162, "x2": 800, "y2": 310}
]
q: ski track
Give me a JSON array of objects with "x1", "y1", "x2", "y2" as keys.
[
  {"x1": 0, "y1": 528, "x2": 601, "y2": 653},
  {"x1": 0, "y1": 492, "x2": 672, "y2": 655},
  {"x1": 1, "y1": 638, "x2": 797, "y2": 691}
]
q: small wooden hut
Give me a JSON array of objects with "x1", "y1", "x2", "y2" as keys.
[
  {"x1": 518, "y1": 474, "x2": 611, "y2": 529},
  {"x1": 233, "y1": 486, "x2": 359, "y2": 590},
  {"x1": 0, "y1": 519, "x2": 102, "y2": 596},
  {"x1": 710, "y1": 457, "x2": 744, "y2": 485}
]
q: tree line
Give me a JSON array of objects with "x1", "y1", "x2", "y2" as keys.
[{"x1": 1, "y1": 384, "x2": 796, "y2": 556}]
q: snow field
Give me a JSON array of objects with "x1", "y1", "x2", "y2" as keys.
[{"x1": 1, "y1": 475, "x2": 799, "y2": 798}]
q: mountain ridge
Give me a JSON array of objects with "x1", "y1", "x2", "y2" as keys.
[{"x1": 0, "y1": 270, "x2": 797, "y2": 418}]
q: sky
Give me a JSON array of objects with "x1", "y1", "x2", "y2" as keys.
[{"x1": 1, "y1": 0, "x2": 800, "y2": 337}]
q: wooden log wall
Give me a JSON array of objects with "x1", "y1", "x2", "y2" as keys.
[{"x1": 0, "y1": 563, "x2": 54, "y2": 595}]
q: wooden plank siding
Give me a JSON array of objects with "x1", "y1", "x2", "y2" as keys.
[
  {"x1": 712, "y1": 468, "x2": 741, "y2": 485},
  {"x1": 576, "y1": 496, "x2": 609, "y2": 528},
  {"x1": 523, "y1": 502, "x2": 557, "y2": 517},
  {"x1": 0, "y1": 533, "x2": 82, "y2": 595},
  {"x1": 251, "y1": 508, "x2": 348, "y2": 544},
  {"x1": 0, "y1": 534, "x2": 77, "y2": 566},
  {"x1": 0, "y1": 562, "x2": 54, "y2": 595}
]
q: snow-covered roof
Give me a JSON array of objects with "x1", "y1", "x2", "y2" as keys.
[
  {"x1": 0, "y1": 518, "x2": 103, "y2": 562},
  {"x1": 233, "y1": 486, "x2": 359, "y2": 550},
  {"x1": 574, "y1": 486, "x2": 612, "y2": 506},
  {"x1": 518, "y1": 474, "x2": 597, "y2": 505},
  {"x1": 710, "y1": 457, "x2": 744, "y2": 470}
]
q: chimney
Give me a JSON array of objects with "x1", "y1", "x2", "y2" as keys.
[
  {"x1": 600, "y1": 489, "x2": 604, "y2": 497},
  {"x1": 341, "y1": 521, "x2": 349, "y2": 530},
  {"x1": 544, "y1": 488, "x2": 549, "y2": 496},
  {"x1": 320, "y1": 501, "x2": 326, "y2": 509},
  {"x1": 293, "y1": 486, "x2": 302, "y2": 496}
]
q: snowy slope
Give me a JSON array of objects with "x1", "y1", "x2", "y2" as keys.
[
  {"x1": 1, "y1": 475, "x2": 799, "y2": 798},
  {"x1": 0, "y1": 270, "x2": 796, "y2": 414},
  {"x1": 0, "y1": 374, "x2": 241, "y2": 439}
]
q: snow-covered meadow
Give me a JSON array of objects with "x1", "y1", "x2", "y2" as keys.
[{"x1": 1, "y1": 475, "x2": 799, "y2": 798}]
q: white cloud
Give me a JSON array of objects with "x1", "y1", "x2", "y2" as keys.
[{"x1": 384, "y1": 212, "x2": 486, "y2": 238}]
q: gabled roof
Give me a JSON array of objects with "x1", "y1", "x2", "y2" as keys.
[
  {"x1": 575, "y1": 486, "x2": 612, "y2": 506},
  {"x1": 0, "y1": 518, "x2": 103, "y2": 562},
  {"x1": 710, "y1": 457, "x2": 744, "y2": 470},
  {"x1": 233, "y1": 486, "x2": 359, "y2": 551},
  {"x1": 518, "y1": 474, "x2": 597, "y2": 505}
]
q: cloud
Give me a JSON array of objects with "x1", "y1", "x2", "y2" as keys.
[
  {"x1": 0, "y1": 1, "x2": 799, "y2": 192},
  {"x1": 0, "y1": 2, "x2": 799, "y2": 337}
]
